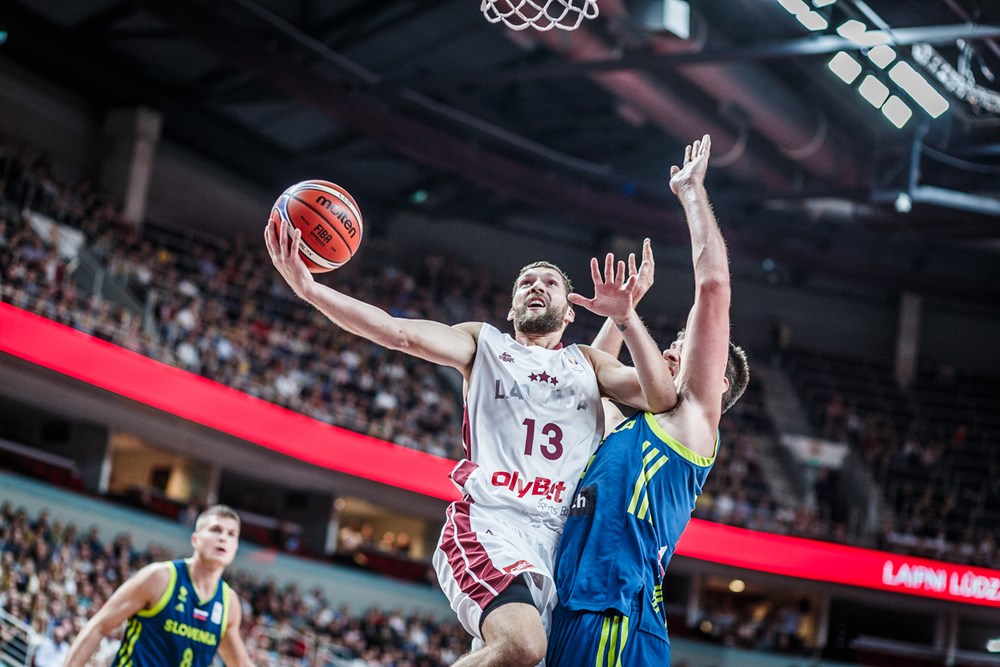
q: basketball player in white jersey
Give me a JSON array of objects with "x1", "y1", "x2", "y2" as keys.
[{"x1": 265, "y1": 220, "x2": 676, "y2": 666}]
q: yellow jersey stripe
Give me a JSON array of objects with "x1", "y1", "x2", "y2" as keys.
[
  {"x1": 645, "y1": 454, "x2": 669, "y2": 481},
  {"x1": 607, "y1": 617, "x2": 620, "y2": 667},
  {"x1": 642, "y1": 412, "x2": 717, "y2": 467},
  {"x1": 641, "y1": 447, "x2": 659, "y2": 467},
  {"x1": 627, "y1": 472, "x2": 645, "y2": 515},
  {"x1": 615, "y1": 615, "x2": 629, "y2": 667},
  {"x1": 138, "y1": 562, "x2": 176, "y2": 618},
  {"x1": 636, "y1": 492, "x2": 650, "y2": 521},
  {"x1": 220, "y1": 582, "x2": 231, "y2": 640},
  {"x1": 120, "y1": 618, "x2": 142, "y2": 667}
]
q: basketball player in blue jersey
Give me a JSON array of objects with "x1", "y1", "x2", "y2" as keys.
[
  {"x1": 547, "y1": 135, "x2": 750, "y2": 667},
  {"x1": 266, "y1": 205, "x2": 676, "y2": 665},
  {"x1": 63, "y1": 505, "x2": 254, "y2": 667}
]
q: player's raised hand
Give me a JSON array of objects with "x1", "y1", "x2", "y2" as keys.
[
  {"x1": 569, "y1": 253, "x2": 636, "y2": 322},
  {"x1": 669, "y1": 134, "x2": 711, "y2": 196},
  {"x1": 265, "y1": 216, "x2": 316, "y2": 301}
]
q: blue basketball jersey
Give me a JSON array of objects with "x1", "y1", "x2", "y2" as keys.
[
  {"x1": 554, "y1": 412, "x2": 717, "y2": 636},
  {"x1": 111, "y1": 559, "x2": 231, "y2": 667}
]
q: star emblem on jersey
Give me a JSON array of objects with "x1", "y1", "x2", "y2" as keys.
[
  {"x1": 528, "y1": 371, "x2": 559, "y2": 386},
  {"x1": 499, "y1": 352, "x2": 514, "y2": 363}
]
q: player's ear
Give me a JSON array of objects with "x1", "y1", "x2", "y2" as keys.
[
  {"x1": 507, "y1": 306, "x2": 515, "y2": 322},
  {"x1": 721, "y1": 376, "x2": 730, "y2": 393},
  {"x1": 565, "y1": 306, "x2": 575, "y2": 323}
]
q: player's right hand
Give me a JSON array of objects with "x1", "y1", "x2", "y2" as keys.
[
  {"x1": 264, "y1": 217, "x2": 317, "y2": 301},
  {"x1": 669, "y1": 134, "x2": 711, "y2": 196}
]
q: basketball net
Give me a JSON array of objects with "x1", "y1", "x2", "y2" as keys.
[{"x1": 481, "y1": 0, "x2": 599, "y2": 31}]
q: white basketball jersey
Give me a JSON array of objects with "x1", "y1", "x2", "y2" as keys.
[{"x1": 455, "y1": 323, "x2": 603, "y2": 532}]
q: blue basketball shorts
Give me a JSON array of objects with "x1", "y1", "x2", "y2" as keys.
[{"x1": 546, "y1": 599, "x2": 669, "y2": 666}]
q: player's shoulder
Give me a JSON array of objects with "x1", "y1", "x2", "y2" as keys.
[
  {"x1": 453, "y1": 321, "x2": 486, "y2": 339},
  {"x1": 137, "y1": 559, "x2": 175, "y2": 581},
  {"x1": 648, "y1": 401, "x2": 718, "y2": 462},
  {"x1": 122, "y1": 560, "x2": 175, "y2": 606}
]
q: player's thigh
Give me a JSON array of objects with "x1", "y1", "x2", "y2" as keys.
[{"x1": 481, "y1": 601, "x2": 546, "y2": 653}]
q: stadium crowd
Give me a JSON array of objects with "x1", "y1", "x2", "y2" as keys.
[
  {"x1": 2, "y1": 139, "x2": 998, "y2": 569},
  {"x1": 0, "y1": 503, "x2": 471, "y2": 666}
]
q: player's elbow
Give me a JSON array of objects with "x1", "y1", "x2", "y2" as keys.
[
  {"x1": 648, "y1": 394, "x2": 677, "y2": 414},
  {"x1": 695, "y1": 273, "x2": 730, "y2": 299}
]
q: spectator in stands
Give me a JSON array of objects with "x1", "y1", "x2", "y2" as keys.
[{"x1": 33, "y1": 621, "x2": 71, "y2": 667}]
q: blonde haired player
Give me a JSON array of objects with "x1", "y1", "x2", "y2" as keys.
[
  {"x1": 63, "y1": 505, "x2": 254, "y2": 667},
  {"x1": 266, "y1": 216, "x2": 676, "y2": 666}
]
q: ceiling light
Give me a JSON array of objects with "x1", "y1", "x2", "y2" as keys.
[
  {"x1": 812, "y1": 0, "x2": 836, "y2": 6},
  {"x1": 777, "y1": 0, "x2": 810, "y2": 14},
  {"x1": 828, "y1": 52, "x2": 862, "y2": 84},
  {"x1": 987, "y1": 638, "x2": 1000, "y2": 653},
  {"x1": 858, "y1": 75, "x2": 890, "y2": 108},
  {"x1": 888, "y1": 61, "x2": 950, "y2": 118},
  {"x1": 836, "y1": 19, "x2": 866, "y2": 40},
  {"x1": 881, "y1": 95, "x2": 912, "y2": 128},
  {"x1": 796, "y1": 11, "x2": 828, "y2": 31},
  {"x1": 729, "y1": 579, "x2": 746, "y2": 593},
  {"x1": 867, "y1": 44, "x2": 896, "y2": 68}
]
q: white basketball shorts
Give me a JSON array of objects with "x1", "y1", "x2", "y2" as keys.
[{"x1": 433, "y1": 499, "x2": 560, "y2": 642}]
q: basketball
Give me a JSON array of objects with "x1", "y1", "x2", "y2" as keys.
[{"x1": 270, "y1": 180, "x2": 364, "y2": 273}]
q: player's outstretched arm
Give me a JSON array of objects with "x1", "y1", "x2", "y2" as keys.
[
  {"x1": 217, "y1": 589, "x2": 255, "y2": 667},
  {"x1": 590, "y1": 238, "x2": 654, "y2": 359},
  {"x1": 671, "y1": 134, "x2": 731, "y2": 426},
  {"x1": 265, "y1": 217, "x2": 477, "y2": 375},
  {"x1": 573, "y1": 253, "x2": 676, "y2": 413},
  {"x1": 63, "y1": 563, "x2": 170, "y2": 667}
]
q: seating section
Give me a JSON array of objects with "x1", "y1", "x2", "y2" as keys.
[{"x1": 785, "y1": 349, "x2": 999, "y2": 566}]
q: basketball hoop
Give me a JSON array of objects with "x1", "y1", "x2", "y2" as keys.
[{"x1": 481, "y1": 0, "x2": 599, "y2": 31}]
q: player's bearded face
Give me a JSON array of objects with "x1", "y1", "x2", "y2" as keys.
[{"x1": 513, "y1": 301, "x2": 567, "y2": 334}]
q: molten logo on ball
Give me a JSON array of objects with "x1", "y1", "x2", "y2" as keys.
[
  {"x1": 272, "y1": 180, "x2": 364, "y2": 273},
  {"x1": 315, "y1": 196, "x2": 359, "y2": 238}
]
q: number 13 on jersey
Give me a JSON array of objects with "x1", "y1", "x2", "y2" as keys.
[{"x1": 522, "y1": 418, "x2": 564, "y2": 460}]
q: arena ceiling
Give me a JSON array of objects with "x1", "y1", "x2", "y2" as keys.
[{"x1": 3, "y1": 0, "x2": 1000, "y2": 297}]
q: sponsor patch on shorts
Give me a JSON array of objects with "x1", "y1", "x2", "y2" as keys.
[{"x1": 503, "y1": 560, "x2": 535, "y2": 574}]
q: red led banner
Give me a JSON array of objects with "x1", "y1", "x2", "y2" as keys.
[
  {"x1": 3, "y1": 302, "x2": 999, "y2": 606},
  {"x1": 0, "y1": 302, "x2": 459, "y2": 500},
  {"x1": 677, "y1": 519, "x2": 1000, "y2": 607}
]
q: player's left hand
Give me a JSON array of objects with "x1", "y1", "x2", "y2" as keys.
[
  {"x1": 569, "y1": 253, "x2": 636, "y2": 321},
  {"x1": 669, "y1": 134, "x2": 711, "y2": 196},
  {"x1": 629, "y1": 238, "x2": 655, "y2": 306}
]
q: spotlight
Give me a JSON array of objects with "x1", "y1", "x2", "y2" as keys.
[{"x1": 894, "y1": 192, "x2": 912, "y2": 213}]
